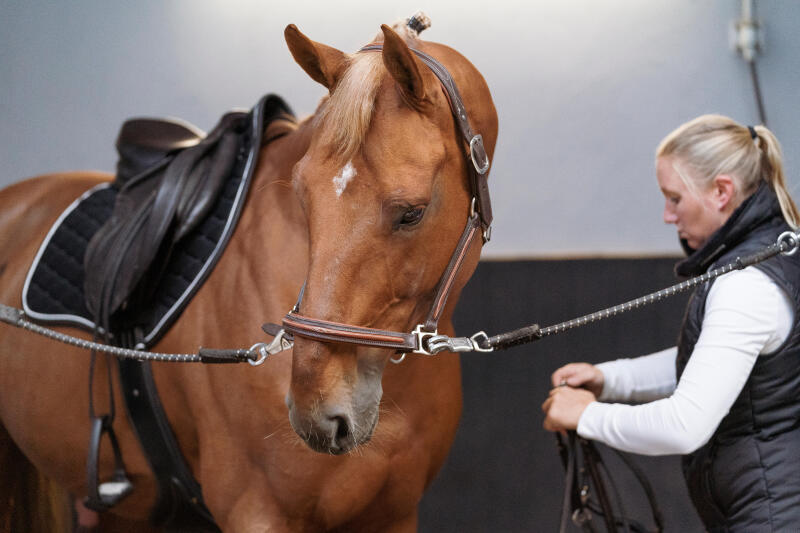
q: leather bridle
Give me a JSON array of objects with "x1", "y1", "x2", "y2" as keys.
[{"x1": 277, "y1": 44, "x2": 493, "y2": 358}]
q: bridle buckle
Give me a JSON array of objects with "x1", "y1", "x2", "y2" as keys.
[{"x1": 469, "y1": 134, "x2": 490, "y2": 175}]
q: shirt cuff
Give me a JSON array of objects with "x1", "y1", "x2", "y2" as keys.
[
  {"x1": 576, "y1": 401, "x2": 609, "y2": 441},
  {"x1": 595, "y1": 361, "x2": 621, "y2": 402}
]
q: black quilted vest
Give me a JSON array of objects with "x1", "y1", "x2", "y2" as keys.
[{"x1": 675, "y1": 183, "x2": 800, "y2": 532}]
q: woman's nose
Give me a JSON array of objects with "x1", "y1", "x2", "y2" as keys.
[{"x1": 663, "y1": 203, "x2": 678, "y2": 224}]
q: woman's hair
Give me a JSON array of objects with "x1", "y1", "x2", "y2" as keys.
[{"x1": 656, "y1": 114, "x2": 799, "y2": 229}]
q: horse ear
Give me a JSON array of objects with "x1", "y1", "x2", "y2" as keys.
[
  {"x1": 380, "y1": 24, "x2": 428, "y2": 104},
  {"x1": 285, "y1": 24, "x2": 349, "y2": 91}
]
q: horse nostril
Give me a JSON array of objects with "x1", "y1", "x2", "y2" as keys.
[{"x1": 332, "y1": 415, "x2": 351, "y2": 442}]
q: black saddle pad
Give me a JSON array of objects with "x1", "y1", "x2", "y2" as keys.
[{"x1": 22, "y1": 94, "x2": 293, "y2": 347}]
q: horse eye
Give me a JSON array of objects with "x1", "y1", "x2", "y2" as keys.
[{"x1": 400, "y1": 206, "x2": 426, "y2": 227}]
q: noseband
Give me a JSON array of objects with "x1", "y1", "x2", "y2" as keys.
[{"x1": 277, "y1": 44, "x2": 493, "y2": 358}]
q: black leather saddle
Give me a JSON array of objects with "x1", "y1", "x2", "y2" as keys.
[
  {"x1": 23, "y1": 93, "x2": 295, "y2": 347},
  {"x1": 85, "y1": 110, "x2": 237, "y2": 337}
]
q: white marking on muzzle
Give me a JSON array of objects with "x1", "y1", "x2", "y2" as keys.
[{"x1": 333, "y1": 160, "x2": 356, "y2": 197}]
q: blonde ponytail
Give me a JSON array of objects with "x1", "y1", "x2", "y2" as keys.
[{"x1": 753, "y1": 125, "x2": 800, "y2": 229}]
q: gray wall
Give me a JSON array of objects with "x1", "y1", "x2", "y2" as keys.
[{"x1": 2, "y1": 1, "x2": 798, "y2": 257}]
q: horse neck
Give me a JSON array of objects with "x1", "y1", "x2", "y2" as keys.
[
  {"x1": 242, "y1": 120, "x2": 312, "y2": 229},
  {"x1": 221, "y1": 119, "x2": 313, "y2": 315}
]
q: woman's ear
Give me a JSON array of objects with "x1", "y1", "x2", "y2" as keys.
[{"x1": 712, "y1": 174, "x2": 736, "y2": 211}]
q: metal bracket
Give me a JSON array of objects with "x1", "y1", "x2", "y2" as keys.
[
  {"x1": 248, "y1": 329, "x2": 293, "y2": 366},
  {"x1": 412, "y1": 324, "x2": 439, "y2": 355},
  {"x1": 426, "y1": 334, "x2": 474, "y2": 354},
  {"x1": 422, "y1": 330, "x2": 495, "y2": 354}
]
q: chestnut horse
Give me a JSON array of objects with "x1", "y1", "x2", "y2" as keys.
[{"x1": 0, "y1": 20, "x2": 497, "y2": 532}]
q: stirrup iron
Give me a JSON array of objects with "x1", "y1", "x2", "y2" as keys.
[{"x1": 84, "y1": 415, "x2": 134, "y2": 511}]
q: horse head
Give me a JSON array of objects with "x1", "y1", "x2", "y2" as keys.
[{"x1": 283, "y1": 21, "x2": 497, "y2": 454}]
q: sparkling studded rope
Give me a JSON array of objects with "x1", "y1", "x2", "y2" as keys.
[
  {"x1": 0, "y1": 303, "x2": 258, "y2": 363},
  {"x1": 477, "y1": 231, "x2": 799, "y2": 352},
  {"x1": 539, "y1": 254, "x2": 760, "y2": 337},
  {"x1": 537, "y1": 235, "x2": 795, "y2": 339}
]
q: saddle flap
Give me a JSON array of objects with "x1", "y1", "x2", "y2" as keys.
[
  {"x1": 84, "y1": 198, "x2": 155, "y2": 322},
  {"x1": 175, "y1": 126, "x2": 241, "y2": 241}
]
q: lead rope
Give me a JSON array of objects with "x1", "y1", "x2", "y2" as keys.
[
  {"x1": 427, "y1": 229, "x2": 800, "y2": 354},
  {"x1": 0, "y1": 303, "x2": 285, "y2": 365}
]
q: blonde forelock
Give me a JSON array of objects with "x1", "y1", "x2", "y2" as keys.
[{"x1": 314, "y1": 52, "x2": 384, "y2": 161}]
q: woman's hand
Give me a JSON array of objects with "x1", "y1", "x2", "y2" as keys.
[
  {"x1": 541, "y1": 386, "x2": 596, "y2": 432},
  {"x1": 551, "y1": 362, "x2": 604, "y2": 397}
]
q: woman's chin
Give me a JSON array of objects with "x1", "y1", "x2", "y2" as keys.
[
  {"x1": 685, "y1": 237, "x2": 708, "y2": 250},
  {"x1": 679, "y1": 233, "x2": 700, "y2": 250}
]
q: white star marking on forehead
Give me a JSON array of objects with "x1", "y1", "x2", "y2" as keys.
[{"x1": 333, "y1": 160, "x2": 356, "y2": 198}]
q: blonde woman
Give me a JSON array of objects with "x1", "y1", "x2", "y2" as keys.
[{"x1": 542, "y1": 115, "x2": 800, "y2": 531}]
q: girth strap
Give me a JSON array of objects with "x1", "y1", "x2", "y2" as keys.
[{"x1": 118, "y1": 357, "x2": 220, "y2": 531}]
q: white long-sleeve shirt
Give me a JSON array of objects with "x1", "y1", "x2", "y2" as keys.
[{"x1": 576, "y1": 266, "x2": 794, "y2": 455}]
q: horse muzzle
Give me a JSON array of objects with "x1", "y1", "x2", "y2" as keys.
[
  {"x1": 285, "y1": 340, "x2": 383, "y2": 454},
  {"x1": 286, "y1": 392, "x2": 379, "y2": 455}
]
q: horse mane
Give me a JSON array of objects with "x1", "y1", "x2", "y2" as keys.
[{"x1": 314, "y1": 21, "x2": 420, "y2": 161}]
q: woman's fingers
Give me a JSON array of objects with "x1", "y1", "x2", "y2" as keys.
[
  {"x1": 551, "y1": 363, "x2": 578, "y2": 387},
  {"x1": 552, "y1": 363, "x2": 591, "y2": 387},
  {"x1": 551, "y1": 362, "x2": 604, "y2": 397}
]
